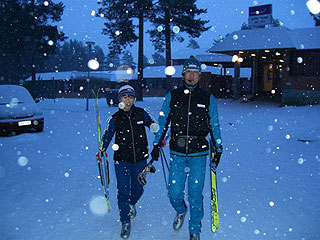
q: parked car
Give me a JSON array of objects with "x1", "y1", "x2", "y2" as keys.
[
  {"x1": 105, "y1": 89, "x2": 119, "y2": 106},
  {"x1": 0, "y1": 85, "x2": 44, "y2": 135}
]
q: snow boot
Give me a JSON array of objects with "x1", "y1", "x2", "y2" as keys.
[
  {"x1": 173, "y1": 208, "x2": 187, "y2": 231},
  {"x1": 129, "y1": 204, "x2": 136, "y2": 219},
  {"x1": 120, "y1": 222, "x2": 131, "y2": 239},
  {"x1": 190, "y1": 233, "x2": 200, "y2": 240}
]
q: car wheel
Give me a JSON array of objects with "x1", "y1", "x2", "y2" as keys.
[{"x1": 35, "y1": 126, "x2": 44, "y2": 132}]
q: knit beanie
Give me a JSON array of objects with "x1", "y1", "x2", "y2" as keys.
[
  {"x1": 118, "y1": 85, "x2": 135, "y2": 99},
  {"x1": 182, "y1": 55, "x2": 201, "y2": 74}
]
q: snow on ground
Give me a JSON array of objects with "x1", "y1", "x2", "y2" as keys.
[{"x1": 1, "y1": 97, "x2": 319, "y2": 240}]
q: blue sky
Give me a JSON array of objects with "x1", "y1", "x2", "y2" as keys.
[{"x1": 57, "y1": 0, "x2": 316, "y2": 57}]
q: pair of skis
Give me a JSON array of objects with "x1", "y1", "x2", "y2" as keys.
[{"x1": 92, "y1": 89, "x2": 110, "y2": 214}]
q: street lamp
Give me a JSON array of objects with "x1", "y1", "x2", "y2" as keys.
[{"x1": 85, "y1": 41, "x2": 95, "y2": 111}]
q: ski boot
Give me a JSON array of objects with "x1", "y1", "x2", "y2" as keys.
[
  {"x1": 190, "y1": 233, "x2": 200, "y2": 240},
  {"x1": 120, "y1": 222, "x2": 131, "y2": 239},
  {"x1": 173, "y1": 208, "x2": 187, "y2": 231},
  {"x1": 129, "y1": 204, "x2": 136, "y2": 219}
]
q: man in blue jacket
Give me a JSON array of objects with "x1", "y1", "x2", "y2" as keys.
[
  {"x1": 151, "y1": 56, "x2": 223, "y2": 240},
  {"x1": 102, "y1": 85, "x2": 157, "y2": 239}
]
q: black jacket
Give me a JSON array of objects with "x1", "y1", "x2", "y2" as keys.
[
  {"x1": 112, "y1": 106, "x2": 150, "y2": 163},
  {"x1": 169, "y1": 84, "x2": 211, "y2": 154}
]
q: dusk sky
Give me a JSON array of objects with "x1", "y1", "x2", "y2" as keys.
[{"x1": 57, "y1": 0, "x2": 316, "y2": 58}]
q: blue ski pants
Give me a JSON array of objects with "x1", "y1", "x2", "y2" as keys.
[
  {"x1": 168, "y1": 154, "x2": 207, "y2": 234},
  {"x1": 114, "y1": 160, "x2": 147, "y2": 223}
]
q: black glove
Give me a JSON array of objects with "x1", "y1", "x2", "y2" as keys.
[
  {"x1": 212, "y1": 152, "x2": 222, "y2": 168},
  {"x1": 151, "y1": 145, "x2": 161, "y2": 161}
]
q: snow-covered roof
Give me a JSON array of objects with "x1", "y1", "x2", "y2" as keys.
[
  {"x1": 172, "y1": 48, "x2": 233, "y2": 63},
  {"x1": 172, "y1": 48, "x2": 211, "y2": 60},
  {"x1": 25, "y1": 70, "x2": 137, "y2": 82},
  {"x1": 208, "y1": 27, "x2": 320, "y2": 53},
  {"x1": 290, "y1": 27, "x2": 320, "y2": 50},
  {"x1": 208, "y1": 26, "x2": 297, "y2": 52},
  {"x1": 143, "y1": 65, "x2": 182, "y2": 78},
  {"x1": 25, "y1": 64, "x2": 251, "y2": 83},
  {"x1": 142, "y1": 65, "x2": 251, "y2": 78},
  {"x1": 196, "y1": 53, "x2": 233, "y2": 63}
]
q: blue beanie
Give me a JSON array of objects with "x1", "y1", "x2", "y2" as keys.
[
  {"x1": 118, "y1": 85, "x2": 135, "y2": 99},
  {"x1": 182, "y1": 55, "x2": 201, "y2": 74}
]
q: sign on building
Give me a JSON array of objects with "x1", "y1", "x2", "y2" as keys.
[{"x1": 248, "y1": 4, "x2": 273, "y2": 27}]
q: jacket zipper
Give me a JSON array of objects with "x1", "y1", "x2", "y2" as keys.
[
  {"x1": 185, "y1": 90, "x2": 192, "y2": 155},
  {"x1": 128, "y1": 113, "x2": 136, "y2": 163}
]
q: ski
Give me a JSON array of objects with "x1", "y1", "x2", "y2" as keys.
[
  {"x1": 210, "y1": 153, "x2": 219, "y2": 232},
  {"x1": 92, "y1": 89, "x2": 111, "y2": 214}
]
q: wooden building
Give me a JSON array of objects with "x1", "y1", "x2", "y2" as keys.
[{"x1": 208, "y1": 26, "x2": 320, "y2": 105}]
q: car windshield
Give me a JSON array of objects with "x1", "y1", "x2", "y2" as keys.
[{"x1": 0, "y1": 85, "x2": 34, "y2": 105}]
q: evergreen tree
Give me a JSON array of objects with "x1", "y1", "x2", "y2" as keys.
[
  {"x1": 241, "y1": 22, "x2": 251, "y2": 30},
  {"x1": 0, "y1": 0, "x2": 65, "y2": 84},
  {"x1": 97, "y1": 0, "x2": 153, "y2": 100},
  {"x1": 310, "y1": 13, "x2": 320, "y2": 26},
  {"x1": 187, "y1": 39, "x2": 200, "y2": 49},
  {"x1": 151, "y1": 52, "x2": 166, "y2": 66},
  {"x1": 212, "y1": 35, "x2": 225, "y2": 46},
  {"x1": 42, "y1": 40, "x2": 105, "y2": 72},
  {"x1": 105, "y1": 53, "x2": 121, "y2": 71},
  {"x1": 143, "y1": 55, "x2": 150, "y2": 68},
  {"x1": 147, "y1": 0, "x2": 210, "y2": 70},
  {"x1": 121, "y1": 50, "x2": 136, "y2": 69}
]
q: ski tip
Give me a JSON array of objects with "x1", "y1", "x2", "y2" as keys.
[
  {"x1": 106, "y1": 199, "x2": 111, "y2": 214},
  {"x1": 212, "y1": 226, "x2": 218, "y2": 233}
]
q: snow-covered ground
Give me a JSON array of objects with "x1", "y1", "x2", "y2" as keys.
[{"x1": 1, "y1": 97, "x2": 319, "y2": 240}]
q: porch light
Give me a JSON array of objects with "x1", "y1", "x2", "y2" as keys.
[
  {"x1": 126, "y1": 67, "x2": 133, "y2": 75},
  {"x1": 232, "y1": 55, "x2": 239, "y2": 62}
]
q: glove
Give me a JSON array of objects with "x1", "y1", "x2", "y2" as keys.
[
  {"x1": 151, "y1": 145, "x2": 161, "y2": 161},
  {"x1": 212, "y1": 152, "x2": 222, "y2": 168}
]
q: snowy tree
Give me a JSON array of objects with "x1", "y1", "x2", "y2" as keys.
[
  {"x1": 310, "y1": 13, "x2": 320, "y2": 26},
  {"x1": 44, "y1": 40, "x2": 105, "y2": 72},
  {"x1": 187, "y1": 39, "x2": 200, "y2": 49},
  {"x1": 0, "y1": 0, "x2": 66, "y2": 84},
  {"x1": 97, "y1": 0, "x2": 153, "y2": 101},
  {"x1": 121, "y1": 50, "x2": 136, "y2": 69},
  {"x1": 212, "y1": 34, "x2": 228, "y2": 47},
  {"x1": 151, "y1": 52, "x2": 166, "y2": 66},
  {"x1": 105, "y1": 53, "x2": 121, "y2": 71},
  {"x1": 147, "y1": 0, "x2": 210, "y2": 69},
  {"x1": 143, "y1": 55, "x2": 149, "y2": 68}
]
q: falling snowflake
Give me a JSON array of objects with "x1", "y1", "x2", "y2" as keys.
[
  {"x1": 172, "y1": 26, "x2": 180, "y2": 33},
  {"x1": 112, "y1": 144, "x2": 119, "y2": 151},
  {"x1": 17, "y1": 156, "x2": 28, "y2": 166}
]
